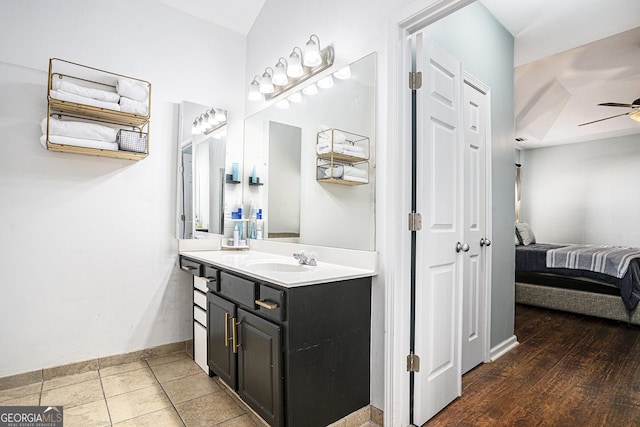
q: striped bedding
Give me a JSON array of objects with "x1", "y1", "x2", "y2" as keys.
[{"x1": 546, "y1": 245, "x2": 640, "y2": 279}]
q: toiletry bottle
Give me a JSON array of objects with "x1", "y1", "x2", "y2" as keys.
[
  {"x1": 256, "y1": 209, "x2": 264, "y2": 240},
  {"x1": 237, "y1": 207, "x2": 243, "y2": 239},
  {"x1": 233, "y1": 223, "x2": 240, "y2": 246},
  {"x1": 249, "y1": 201, "x2": 257, "y2": 239}
]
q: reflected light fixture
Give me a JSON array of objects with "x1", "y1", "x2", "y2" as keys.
[
  {"x1": 303, "y1": 34, "x2": 322, "y2": 67},
  {"x1": 191, "y1": 108, "x2": 227, "y2": 136},
  {"x1": 273, "y1": 58, "x2": 289, "y2": 86},
  {"x1": 302, "y1": 83, "x2": 318, "y2": 96},
  {"x1": 275, "y1": 99, "x2": 290, "y2": 109},
  {"x1": 632, "y1": 111, "x2": 640, "y2": 122},
  {"x1": 317, "y1": 75, "x2": 334, "y2": 89},
  {"x1": 248, "y1": 76, "x2": 262, "y2": 101},
  {"x1": 260, "y1": 67, "x2": 275, "y2": 94},
  {"x1": 214, "y1": 109, "x2": 226, "y2": 122},
  {"x1": 288, "y1": 92, "x2": 303, "y2": 103},
  {"x1": 248, "y1": 34, "x2": 334, "y2": 102},
  {"x1": 334, "y1": 65, "x2": 351, "y2": 80}
]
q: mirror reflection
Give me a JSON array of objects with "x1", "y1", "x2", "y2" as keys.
[
  {"x1": 178, "y1": 101, "x2": 227, "y2": 238},
  {"x1": 243, "y1": 52, "x2": 376, "y2": 250}
]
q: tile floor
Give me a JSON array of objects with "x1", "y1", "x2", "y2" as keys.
[
  {"x1": 0, "y1": 351, "x2": 381, "y2": 427},
  {"x1": 0, "y1": 352, "x2": 263, "y2": 427}
]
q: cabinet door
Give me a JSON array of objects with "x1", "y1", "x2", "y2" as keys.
[
  {"x1": 207, "y1": 293, "x2": 236, "y2": 388},
  {"x1": 237, "y1": 308, "x2": 282, "y2": 427}
]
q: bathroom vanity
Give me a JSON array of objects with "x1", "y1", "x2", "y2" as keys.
[{"x1": 179, "y1": 249, "x2": 374, "y2": 427}]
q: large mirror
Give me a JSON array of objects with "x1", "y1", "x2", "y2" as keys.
[
  {"x1": 243, "y1": 52, "x2": 376, "y2": 250},
  {"x1": 178, "y1": 101, "x2": 228, "y2": 239}
]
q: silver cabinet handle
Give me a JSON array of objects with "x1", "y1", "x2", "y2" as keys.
[
  {"x1": 480, "y1": 238, "x2": 492, "y2": 247},
  {"x1": 181, "y1": 265, "x2": 196, "y2": 271},
  {"x1": 456, "y1": 242, "x2": 470, "y2": 252}
]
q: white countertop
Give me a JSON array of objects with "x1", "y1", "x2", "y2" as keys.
[{"x1": 180, "y1": 250, "x2": 376, "y2": 288}]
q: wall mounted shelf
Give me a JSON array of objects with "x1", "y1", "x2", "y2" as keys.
[{"x1": 45, "y1": 58, "x2": 151, "y2": 161}]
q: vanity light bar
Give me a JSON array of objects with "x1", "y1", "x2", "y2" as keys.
[{"x1": 248, "y1": 35, "x2": 335, "y2": 102}]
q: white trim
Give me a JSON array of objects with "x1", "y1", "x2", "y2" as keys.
[
  {"x1": 490, "y1": 335, "x2": 519, "y2": 361},
  {"x1": 463, "y1": 71, "x2": 493, "y2": 364},
  {"x1": 385, "y1": 1, "x2": 477, "y2": 426}
]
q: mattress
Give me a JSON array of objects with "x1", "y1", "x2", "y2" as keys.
[{"x1": 515, "y1": 243, "x2": 640, "y2": 311}]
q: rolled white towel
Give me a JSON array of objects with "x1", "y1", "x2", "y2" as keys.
[
  {"x1": 342, "y1": 165, "x2": 368, "y2": 178},
  {"x1": 41, "y1": 134, "x2": 119, "y2": 151},
  {"x1": 324, "y1": 165, "x2": 344, "y2": 178},
  {"x1": 342, "y1": 175, "x2": 368, "y2": 183},
  {"x1": 116, "y1": 78, "x2": 149, "y2": 102},
  {"x1": 318, "y1": 128, "x2": 346, "y2": 144},
  {"x1": 53, "y1": 79, "x2": 120, "y2": 103},
  {"x1": 343, "y1": 144, "x2": 364, "y2": 153},
  {"x1": 50, "y1": 90, "x2": 121, "y2": 111},
  {"x1": 119, "y1": 96, "x2": 149, "y2": 116},
  {"x1": 41, "y1": 117, "x2": 117, "y2": 142},
  {"x1": 317, "y1": 143, "x2": 345, "y2": 155}
]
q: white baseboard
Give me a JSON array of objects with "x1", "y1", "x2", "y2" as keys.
[{"x1": 490, "y1": 335, "x2": 518, "y2": 361}]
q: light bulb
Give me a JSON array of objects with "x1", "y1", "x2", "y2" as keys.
[
  {"x1": 215, "y1": 109, "x2": 226, "y2": 123},
  {"x1": 259, "y1": 68, "x2": 274, "y2": 94},
  {"x1": 303, "y1": 35, "x2": 322, "y2": 67},
  {"x1": 191, "y1": 120, "x2": 199, "y2": 135},
  {"x1": 317, "y1": 76, "x2": 334, "y2": 89},
  {"x1": 248, "y1": 78, "x2": 262, "y2": 101},
  {"x1": 334, "y1": 65, "x2": 351, "y2": 80},
  {"x1": 302, "y1": 83, "x2": 318, "y2": 96},
  {"x1": 287, "y1": 48, "x2": 304, "y2": 78},
  {"x1": 275, "y1": 99, "x2": 290, "y2": 109},
  {"x1": 273, "y1": 58, "x2": 288, "y2": 86},
  {"x1": 288, "y1": 92, "x2": 303, "y2": 103}
]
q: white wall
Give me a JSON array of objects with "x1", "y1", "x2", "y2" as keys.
[
  {"x1": 0, "y1": 0, "x2": 245, "y2": 377},
  {"x1": 520, "y1": 133, "x2": 640, "y2": 246},
  {"x1": 246, "y1": 0, "x2": 515, "y2": 411}
]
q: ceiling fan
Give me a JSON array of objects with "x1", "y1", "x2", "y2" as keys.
[{"x1": 578, "y1": 98, "x2": 640, "y2": 126}]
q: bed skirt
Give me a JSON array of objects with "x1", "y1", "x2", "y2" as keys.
[{"x1": 516, "y1": 282, "x2": 640, "y2": 326}]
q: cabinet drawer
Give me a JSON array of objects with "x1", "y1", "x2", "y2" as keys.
[
  {"x1": 203, "y1": 266, "x2": 219, "y2": 291},
  {"x1": 257, "y1": 285, "x2": 285, "y2": 322},
  {"x1": 193, "y1": 305, "x2": 206, "y2": 326},
  {"x1": 193, "y1": 321, "x2": 208, "y2": 373},
  {"x1": 180, "y1": 257, "x2": 203, "y2": 276},
  {"x1": 193, "y1": 276, "x2": 208, "y2": 293},
  {"x1": 219, "y1": 272, "x2": 256, "y2": 308},
  {"x1": 193, "y1": 289, "x2": 207, "y2": 309}
]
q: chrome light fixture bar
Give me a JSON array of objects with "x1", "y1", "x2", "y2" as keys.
[{"x1": 248, "y1": 34, "x2": 334, "y2": 102}]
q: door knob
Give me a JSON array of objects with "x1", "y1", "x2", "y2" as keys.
[
  {"x1": 456, "y1": 242, "x2": 470, "y2": 252},
  {"x1": 480, "y1": 238, "x2": 492, "y2": 247}
]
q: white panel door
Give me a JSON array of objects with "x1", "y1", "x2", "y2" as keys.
[
  {"x1": 414, "y1": 33, "x2": 463, "y2": 424},
  {"x1": 461, "y1": 78, "x2": 488, "y2": 374}
]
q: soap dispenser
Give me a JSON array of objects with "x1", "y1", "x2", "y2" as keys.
[{"x1": 256, "y1": 209, "x2": 264, "y2": 240}]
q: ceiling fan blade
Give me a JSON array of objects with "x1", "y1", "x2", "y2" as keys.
[
  {"x1": 578, "y1": 112, "x2": 631, "y2": 126},
  {"x1": 598, "y1": 102, "x2": 636, "y2": 108}
]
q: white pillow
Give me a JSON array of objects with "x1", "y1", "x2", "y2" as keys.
[{"x1": 515, "y1": 222, "x2": 536, "y2": 246}]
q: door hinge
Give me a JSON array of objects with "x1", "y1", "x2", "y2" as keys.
[
  {"x1": 409, "y1": 71, "x2": 422, "y2": 90},
  {"x1": 407, "y1": 353, "x2": 420, "y2": 372},
  {"x1": 408, "y1": 212, "x2": 422, "y2": 231}
]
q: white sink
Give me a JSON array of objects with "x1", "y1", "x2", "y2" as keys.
[{"x1": 241, "y1": 259, "x2": 311, "y2": 274}]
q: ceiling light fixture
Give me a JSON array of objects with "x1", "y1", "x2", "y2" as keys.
[
  {"x1": 302, "y1": 83, "x2": 318, "y2": 96},
  {"x1": 317, "y1": 75, "x2": 334, "y2": 89},
  {"x1": 248, "y1": 34, "x2": 334, "y2": 102},
  {"x1": 631, "y1": 111, "x2": 640, "y2": 122},
  {"x1": 288, "y1": 92, "x2": 303, "y2": 103},
  {"x1": 333, "y1": 65, "x2": 351, "y2": 80}
]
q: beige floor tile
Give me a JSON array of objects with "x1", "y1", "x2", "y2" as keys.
[
  {"x1": 162, "y1": 372, "x2": 221, "y2": 404},
  {"x1": 113, "y1": 407, "x2": 184, "y2": 427},
  {"x1": 149, "y1": 358, "x2": 202, "y2": 384},
  {"x1": 176, "y1": 390, "x2": 245, "y2": 427},
  {"x1": 145, "y1": 352, "x2": 190, "y2": 367},
  {"x1": 216, "y1": 414, "x2": 260, "y2": 427},
  {"x1": 42, "y1": 370, "x2": 99, "y2": 391},
  {"x1": 100, "y1": 360, "x2": 148, "y2": 378},
  {"x1": 0, "y1": 393, "x2": 40, "y2": 406},
  {"x1": 106, "y1": 384, "x2": 171, "y2": 424},
  {"x1": 64, "y1": 399, "x2": 111, "y2": 427},
  {"x1": 101, "y1": 367, "x2": 158, "y2": 397},
  {"x1": 0, "y1": 382, "x2": 41, "y2": 403},
  {"x1": 40, "y1": 378, "x2": 104, "y2": 408}
]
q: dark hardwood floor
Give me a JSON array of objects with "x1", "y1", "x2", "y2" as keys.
[{"x1": 423, "y1": 304, "x2": 640, "y2": 426}]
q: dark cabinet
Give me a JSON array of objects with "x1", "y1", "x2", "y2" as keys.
[
  {"x1": 181, "y1": 255, "x2": 371, "y2": 427},
  {"x1": 207, "y1": 293, "x2": 236, "y2": 387}
]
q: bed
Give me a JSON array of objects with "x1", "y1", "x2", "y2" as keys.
[{"x1": 514, "y1": 224, "x2": 640, "y2": 325}]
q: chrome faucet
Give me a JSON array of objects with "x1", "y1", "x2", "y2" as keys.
[{"x1": 293, "y1": 251, "x2": 317, "y2": 266}]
